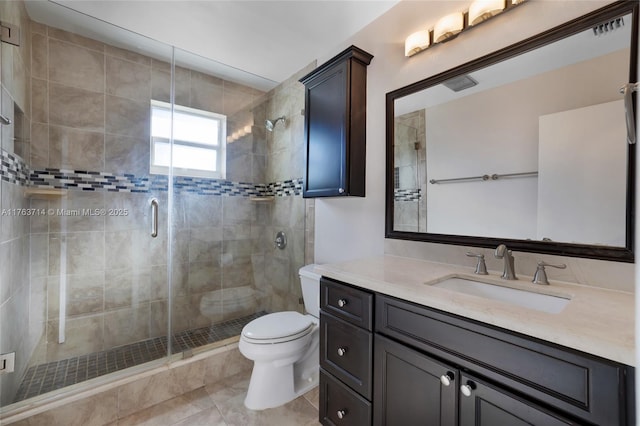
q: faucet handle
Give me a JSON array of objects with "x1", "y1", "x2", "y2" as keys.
[
  {"x1": 466, "y1": 252, "x2": 488, "y2": 275},
  {"x1": 532, "y1": 261, "x2": 566, "y2": 285}
]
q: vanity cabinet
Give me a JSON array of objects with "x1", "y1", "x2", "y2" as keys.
[
  {"x1": 375, "y1": 335, "x2": 574, "y2": 426},
  {"x1": 299, "y1": 46, "x2": 373, "y2": 198},
  {"x1": 319, "y1": 277, "x2": 635, "y2": 426},
  {"x1": 375, "y1": 294, "x2": 634, "y2": 426},
  {"x1": 319, "y1": 277, "x2": 374, "y2": 425}
]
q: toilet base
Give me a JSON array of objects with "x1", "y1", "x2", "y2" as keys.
[{"x1": 244, "y1": 360, "x2": 318, "y2": 410}]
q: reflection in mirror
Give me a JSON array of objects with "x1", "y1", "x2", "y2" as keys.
[{"x1": 388, "y1": 2, "x2": 637, "y2": 261}]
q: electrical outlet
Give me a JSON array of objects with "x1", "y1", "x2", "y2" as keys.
[{"x1": 0, "y1": 352, "x2": 15, "y2": 374}]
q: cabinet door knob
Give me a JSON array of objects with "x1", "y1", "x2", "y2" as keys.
[
  {"x1": 337, "y1": 298, "x2": 348, "y2": 308},
  {"x1": 338, "y1": 188, "x2": 345, "y2": 194},
  {"x1": 440, "y1": 371, "x2": 455, "y2": 387},
  {"x1": 337, "y1": 347, "x2": 348, "y2": 356},
  {"x1": 460, "y1": 381, "x2": 476, "y2": 397},
  {"x1": 337, "y1": 409, "x2": 347, "y2": 419}
]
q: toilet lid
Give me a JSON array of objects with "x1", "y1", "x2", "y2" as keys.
[{"x1": 242, "y1": 312, "x2": 314, "y2": 341}]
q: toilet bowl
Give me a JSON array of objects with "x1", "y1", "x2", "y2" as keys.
[{"x1": 238, "y1": 264, "x2": 321, "y2": 410}]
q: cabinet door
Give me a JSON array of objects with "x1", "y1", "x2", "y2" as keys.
[
  {"x1": 374, "y1": 335, "x2": 456, "y2": 426},
  {"x1": 304, "y1": 60, "x2": 348, "y2": 197},
  {"x1": 458, "y1": 373, "x2": 576, "y2": 426}
]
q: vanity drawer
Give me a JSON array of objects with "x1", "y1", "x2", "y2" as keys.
[
  {"x1": 376, "y1": 294, "x2": 631, "y2": 426},
  {"x1": 321, "y1": 277, "x2": 373, "y2": 331},
  {"x1": 321, "y1": 312, "x2": 373, "y2": 399},
  {"x1": 320, "y1": 369, "x2": 372, "y2": 426}
]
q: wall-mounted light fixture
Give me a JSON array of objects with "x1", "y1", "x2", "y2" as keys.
[
  {"x1": 404, "y1": 30, "x2": 431, "y2": 56},
  {"x1": 434, "y1": 12, "x2": 464, "y2": 43},
  {"x1": 405, "y1": 0, "x2": 525, "y2": 57},
  {"x1": 468, "y1": 0, "x2": 506, "y2": 26}
]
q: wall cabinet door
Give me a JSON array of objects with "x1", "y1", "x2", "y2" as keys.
[
  {"x1": 374, "y1": 335, "x2": 457, "y2": 426},
  {"x1": 458, "y1": 373, "x2": 575, "y2": 426},
  {"x1": 300, "y1": 46, "x2": 372, "y2": 198}
]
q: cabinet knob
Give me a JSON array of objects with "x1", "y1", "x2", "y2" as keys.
[
  {"x1": 337, "y1": 298, "x2": 348, "y2": 308},
  {"x1": 440, "y1": 371, "x2": 455, "y2": 387},
  {"x1": 460, "y1": 381, "x2": 476, "y2": 397},
  {"x1": 337, "y1": 347, "x2": 348, "y2": 356},
  {"x1": 337, "y1": 409, "x2": 347, "y2": 419},
  {"x1": 338, "y1": 188, "x2": 345, "y2": 194}
]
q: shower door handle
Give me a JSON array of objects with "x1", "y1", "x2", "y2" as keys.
[
  {"x1": 150, "y1": 198, "x2": 159, "y2": 238},
  {"x1": 620, "y1": 82, "x2": 638, "y2": 144}
]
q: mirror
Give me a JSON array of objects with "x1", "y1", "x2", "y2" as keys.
[{"x1": 386, "y1": 2, "x2": 637, "y2": 262}]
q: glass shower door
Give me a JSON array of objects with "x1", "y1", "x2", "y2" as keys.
[{"x1": 1, "y1": 2, "x2": 178, "y2": 406}]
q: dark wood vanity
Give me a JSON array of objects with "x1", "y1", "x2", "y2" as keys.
[{"x1": 319, "y1": 276, "x2": 635, "y2": 426}]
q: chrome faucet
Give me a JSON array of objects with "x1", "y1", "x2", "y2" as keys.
[
  {"x1": 466, "y1": 252, "x2": 488, "y2": 275},
  {"x1": 494, "y1": 244, "x2": 517, "y2": 280},
  {"x1": 532, "y1": 261, "x2": 566, "y2": 285}
]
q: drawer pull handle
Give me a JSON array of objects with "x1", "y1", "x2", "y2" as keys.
[
  {"x1": 337, "y1": 299, "x2": 348, "y2": 308},
  {"x1": 337, "y1": 409, "x2": 347, "y2": 419},
  {"x1": 440, "y1": 371, "x2": 455, "y2": 387},
  {"x1": 337, "y1": 347, "x2": 348, "y2": 356},
  {"x1": 460, "y1": 381, "x2": 475, "y2": 397}
]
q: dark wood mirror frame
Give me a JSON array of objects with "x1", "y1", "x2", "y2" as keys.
[{"x1": 385, "y1": 1, "x2": 638, "y2": 263}]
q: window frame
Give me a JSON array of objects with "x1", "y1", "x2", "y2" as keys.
[{"x1": 149, "y1": 100, "x2": 227, "y2": 179}]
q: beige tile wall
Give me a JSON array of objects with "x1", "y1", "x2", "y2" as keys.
[
  {"x1": 250, "y1": 63, "x2": 316, "y2": 315},
  {"x1": 0, "y1": 0, "x2": 40, "y2": 407}
]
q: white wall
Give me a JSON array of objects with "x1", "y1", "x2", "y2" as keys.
[
  {"x1": 425, "y1": 49, "x2": 627, "y2": 240},
  {"x1": 538, "y1": 100, "x2": 627, "y2": 246},
  {"x1": 313, "y1": 0, "x2": 634, "y2": 292}
]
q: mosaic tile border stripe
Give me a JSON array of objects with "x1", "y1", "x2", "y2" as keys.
[
  {"x1": 29, "y1": 168, "x2": 303, "y2": 197},
  {"x1": 394, "y1": 188, "x2": 421, "y2": 201},
  {"x1": 1, "y1": 148, "x2": 303, "y2": 197},
  {"x1": 0, "y1": 150, "x2": 29, "y2": 186}
]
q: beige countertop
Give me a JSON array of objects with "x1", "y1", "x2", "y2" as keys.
[{"x1": 315, "y1": 255, "x2": 635, "y2": 366}]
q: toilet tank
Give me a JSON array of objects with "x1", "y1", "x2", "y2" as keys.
[{"x1": 299, "y1": 264, "x2": 321, "y2": 318}]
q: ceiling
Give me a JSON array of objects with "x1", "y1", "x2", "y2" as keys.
[{"x1": 25, "y1": 0, "x2": 398, "y2": 91}]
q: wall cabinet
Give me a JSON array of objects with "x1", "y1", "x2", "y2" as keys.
[
  {"x1": 319, "y1": 277, "x2": 635, "y2": 426},
  {"x1": 300, "y1": 46, "x2": 373, "y2": 198}
]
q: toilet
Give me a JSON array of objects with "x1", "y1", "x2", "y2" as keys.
[{"x1": 239, "y1": 264, "x2": 321, "y2": 410}]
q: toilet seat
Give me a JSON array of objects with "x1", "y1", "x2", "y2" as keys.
[{"x1": 242, "y1": 312, "x2": 314, "y2": 344}]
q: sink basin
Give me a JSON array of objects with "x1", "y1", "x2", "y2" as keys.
[{"x1": 431, "y1": 277, "x2": 570, "y2": 314}]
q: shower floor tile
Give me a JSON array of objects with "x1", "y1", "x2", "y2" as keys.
[{"x1": 14, "y1": 311, "x2": 266, "y2": 403}]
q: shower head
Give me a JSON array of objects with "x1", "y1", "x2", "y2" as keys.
[{"x1": 265, "y1": 116, "x2": 286, "y2": 132}]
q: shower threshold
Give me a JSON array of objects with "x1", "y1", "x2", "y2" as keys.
[{"x1": 14, "y1": 311, "x2": 266, "y2": 403}]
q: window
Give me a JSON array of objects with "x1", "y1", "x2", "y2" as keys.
[{"x1": 150, "y1": 100, "x2": 226, "y2": 179}]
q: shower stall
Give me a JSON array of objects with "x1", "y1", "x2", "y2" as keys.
[
  {"x1": 0, "y1": 0, "x2": 313, "y2": 412},
  {"x1": 393, "y1": 110, "x2": 426, "y2": 232}
]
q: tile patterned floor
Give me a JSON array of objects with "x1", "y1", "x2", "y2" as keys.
[
  {"x1": 116, "y1": 369, "x2": 320, "y2": 426},
  {"x1": 14, "y1": 312, "x2": 266, "y2": 402}
]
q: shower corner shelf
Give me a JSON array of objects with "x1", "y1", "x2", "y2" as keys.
[
  {"x1": 23, "y1": 188, "x2": 68, "y2": 200},
  {"x1": 249, "y1": 196, "x2": 275, "y2": 202}
]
